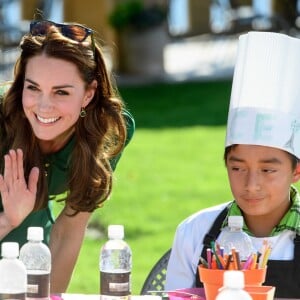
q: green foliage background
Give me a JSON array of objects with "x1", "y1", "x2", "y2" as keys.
[{"x1": 67, "y1": 80, "x2": 235, "y2": 294}]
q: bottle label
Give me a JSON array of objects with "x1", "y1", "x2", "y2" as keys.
[
  {"x1": 27, "y1": 273, "x2": 50, "y2": 298},
  {"x1": 100, "y1": 271, "x2": 131, "y2": 297},
  {"x1": 0, "y1": 293, "x2": 26, "y2": 300}
]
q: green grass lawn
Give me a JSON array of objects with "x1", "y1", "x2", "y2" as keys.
[{"x1": 66, "y1": 79, "x2": 238, "y2": 294}]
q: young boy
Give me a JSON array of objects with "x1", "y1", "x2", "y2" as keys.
[{"x1": 165, "y1": 31, "x2": 300, "y2": 299}]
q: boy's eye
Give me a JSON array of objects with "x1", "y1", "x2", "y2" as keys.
[
  {"x1": 262, "y1": 169, "x2": 275, "y2": 173},
  {"x1": 231, "y1": 166, "x2": 241, "y2": 171}
]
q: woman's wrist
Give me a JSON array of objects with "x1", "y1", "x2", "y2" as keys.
[{"x1": 0, "y1": 213, "x2": 15, "y2": 239}]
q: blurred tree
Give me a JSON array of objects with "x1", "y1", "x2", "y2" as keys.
[
  {"x1": 272, "y1": 0, "x2": 297, "y2": 27},
  {"x1": 229, "y1": 0, "x2": 252, "y2": 9},
  {"x1": 108, "y1": 0, "x2": 169, "y2": 75}
]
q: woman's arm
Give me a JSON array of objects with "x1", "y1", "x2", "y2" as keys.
[
  {"x1": 49, "y1": 205, "x2": 91, "y2": 293},
  {"x1": 0, "y1": 149, "x2": 39, "y2": 238}
]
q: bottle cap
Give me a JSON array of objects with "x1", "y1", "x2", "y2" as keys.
[
  {"x1": 27, "y1": 227, "x2": 44, "y2": 241},
  {"x1": 228, "y1": 216, "x2": 243, "y2": 228},
  {"x1": 108, "y1": 225, "x2": 124, "y2": 239},
  {"x1": 223, "y1": 270, "x2": 245, "y2": 289},
  {"x1": 1, "y1": 242, "x2": 19, "y2": 258}
]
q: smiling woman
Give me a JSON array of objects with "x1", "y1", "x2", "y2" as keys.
[
  {"x1": 0, "y1": 18, "x2": 135, "y2": 294},
  {"x1": 22, "y1": 55, "x2": 96, "y2": 153}
]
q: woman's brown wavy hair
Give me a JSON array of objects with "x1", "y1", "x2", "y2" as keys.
[{"x1": 0, "y1": 25, "x2": 127, "y2": 214}]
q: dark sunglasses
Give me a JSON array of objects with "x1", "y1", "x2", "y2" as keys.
[{"x1": 30, "y1": 20, "x2": 95, "y2": 47}]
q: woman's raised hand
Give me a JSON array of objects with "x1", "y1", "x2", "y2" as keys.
[{"x1": 0, "y1": 149, "x2": 39, "y2": 228}]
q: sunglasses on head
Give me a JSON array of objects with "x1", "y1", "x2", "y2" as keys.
[{"x1": 30, "y1": 20, "x2": 94, "y2": 45}]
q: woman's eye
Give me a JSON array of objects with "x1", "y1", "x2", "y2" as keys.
[
  {"x1": 26, "y1": 85, "x2": 39, "y2": 91},
  {"x1": 56, "y1": 90, "x2": 69, "y2": 96}
]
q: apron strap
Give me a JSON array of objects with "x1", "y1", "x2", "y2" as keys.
[
  {"x1": 195, "y1": 203, "x2": 231, "y2": 287},
  {"x1": 293, "y1": 234, "x2": 300, "y2": 274}
]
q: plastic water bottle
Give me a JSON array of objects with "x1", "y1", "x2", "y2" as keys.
[
  {"x1": 19, "y1": 227, "x2": 51, "y2": 300},
  {"x1": 99, "y1": 225, "x2": 132, "y2": 300},
  {"x1": 216, "y1": 270, "x2": 252, "y2": 300},
  {"x1": 217, "y1": 216, "x2": 254, "y2": 261},
  {"x1": 0, "y1": 242, "x2": 27, "y2": 299}
]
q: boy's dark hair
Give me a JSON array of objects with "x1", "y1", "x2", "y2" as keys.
[{"x1": 224, "y1": 145, "x2": 299, "y2": 169}]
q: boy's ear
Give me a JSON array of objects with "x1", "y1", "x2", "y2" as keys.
[{"x1": 292, "y1": 162, "x2": 300, "y2": 183}]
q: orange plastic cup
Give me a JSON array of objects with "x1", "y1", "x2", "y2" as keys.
[
  {"x1": 198, "y1": 265, "x2": 266, "y2": 300},
  {"x1": 245, "y1": 286, "x2": 276, "y2": 300}
]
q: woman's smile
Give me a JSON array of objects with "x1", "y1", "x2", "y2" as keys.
[{"x1": 36, "y1": 114, "x2": 61, "y2": 124}]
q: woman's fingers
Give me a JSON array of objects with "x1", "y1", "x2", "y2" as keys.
[
  {"x1": 3, "y1": 154, "x2": 12, "y2": 186},
  {"x1": 28, "y1": 167, "x2": 39, "y2": 195},
  {"x1": 0, "y1": 174, "x2": 8, "y2": 194},
  {"x1": 9, "y1": 149, "x2": 18, "y2": 181},
  {"x1": 1, "y1": 148, "x2": 39, "y2": 195},
  {"x1": 0, "y1": 149, "x2": 39, "y2": 228},
  {"x1": 16, "y1": 149, "x2": 24, "y2": 182},
  {"x1": 3, "y1": 149, "x2": 25, "y2": 185}
]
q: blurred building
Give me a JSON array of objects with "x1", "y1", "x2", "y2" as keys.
[{"x1": 1, "y1": 0, "x2": 300, "y2": 78}]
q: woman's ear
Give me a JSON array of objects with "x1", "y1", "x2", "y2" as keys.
[
  {"x1": 292, "y1": 162, "x2": 300, "y2": 183},
  {"x1": 83, "y1": 80, "x2": 98, "y2": 106}
]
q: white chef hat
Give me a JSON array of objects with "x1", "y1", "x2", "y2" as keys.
[{"x1": 225, "y1": 31, "x2": 300, "y2": 159}]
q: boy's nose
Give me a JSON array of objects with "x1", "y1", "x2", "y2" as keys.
[{"x1": 245, "y1": 171, "x2": 261, "y2": 191}]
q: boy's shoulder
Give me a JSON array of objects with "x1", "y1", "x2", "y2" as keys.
[{"x1": 177, "y1": 202, "x2": 231, "y2": 232}]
